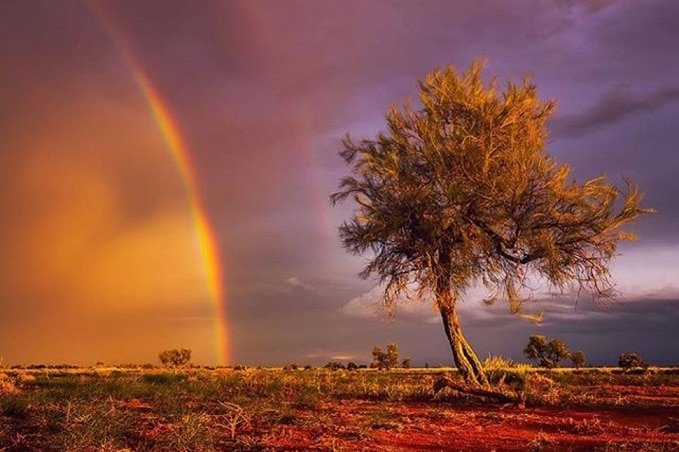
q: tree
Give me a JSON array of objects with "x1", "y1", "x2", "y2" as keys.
[
  {"x1": 158, "y1": 348, "x2": 192, "y2": 368},
  {"x1": 523, "y1": 335, "x2": 571, "y2": 368},
  {"x1": 402, "y1": 357, "x2": 412, "y2": 369},
  {"x1": 331, "y1": 60, "x2": 651, "y2": 388},
  {"x1": 570, "y1": 350, "x2": 586, "y2": 369},
  {"x1": 618, "y1": 353, "x2": 646, "y2": 371},
  {"x1": 371, "y1": 343, "x2": 400, "y2": 370},
  {"x1": 371, "y1": 346, "x2": 385, "y2": 369},
  {"x1": 386, "y1": 343, "x2": 399, "y2": 370}
]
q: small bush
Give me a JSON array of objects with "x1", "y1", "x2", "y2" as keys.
[
  {"x1": 159, "y1": 348, "x2": 192, "y2": 368},
  {"x1": 324, "y1": 362, "x2": 345, "y2": 371},
  {"x1": 0, "y1": 374, "x2": 19, "y2": 394},
  {"x1": 482, "y1": 356, "x2": 530, "y2": 389},
  {"x1": 524, "y1": 373, "x2": 561, "y2": 406},
  {"x1": 524, "y1": 335, "x2": 572, "y2": 368},
  {"x1": 372, "y1": 343, "x2": 399, "y2": 370},
  {"x1": 618, "y1": 353, "x2": 646, "y2": 371},
  {"x1": 570, "y1": 350, "x2": 586, "y2": 369}
]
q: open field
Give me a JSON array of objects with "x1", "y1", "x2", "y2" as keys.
[{"x1": 1, "y1": 366, "x2": 678, "y2": 451}]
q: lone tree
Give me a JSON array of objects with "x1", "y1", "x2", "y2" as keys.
[
  {"x1": 570, "y1": 350, "x2": 586, "y2": 369},
  {"x1": 618, "y1": 352, "x2": 646, "y2": 371},
  {"x1": 371, "y1": 343, "x2": 400, "y2": 370},
  {"x1": 159, "y1": 348, "x2": 192, "y2": 368},
  {"x1": 523, "y1": 334, "x2": 571, "y2": 368},
  {"x1": 331, "y1": 60, "x2": 651, "y2": 388}
]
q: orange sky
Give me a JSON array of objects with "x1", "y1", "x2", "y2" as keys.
[{"x1": 0, "y1": 80, "x2": 220, "y2": 365}]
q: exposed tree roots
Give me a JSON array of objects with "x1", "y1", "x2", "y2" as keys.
[{"x1": 433, "y1": 376, "x2": 526, "y2": 408}]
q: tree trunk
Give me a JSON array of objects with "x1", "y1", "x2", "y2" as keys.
[{"x1": 437, "y1": 300, "x2": 489, "y2": 388}]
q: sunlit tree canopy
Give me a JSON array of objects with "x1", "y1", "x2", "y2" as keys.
[{"x1": 332, "y1": 60, "x2": 652, "y2": 386}]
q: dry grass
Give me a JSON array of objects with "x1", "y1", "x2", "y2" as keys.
[{"x1": 1, "y1": 366, "x2": 678, "y2": 450}]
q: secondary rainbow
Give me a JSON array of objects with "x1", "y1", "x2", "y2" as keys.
[{"x1": 85, "y1": 1, "x2": 230, "y2": 365}]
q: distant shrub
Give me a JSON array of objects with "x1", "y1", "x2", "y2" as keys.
[
  {"x1": 159, "y1": 348, "x2": 192, "y2": 368},
  {"x1": 372, "y1": 343, "x2": 399, "y2": 370},
  {"x1": 618, "y1": 353, "x2": 646, "y2": 371},
  {"x1": 524, "y1": 335, "x2": 572, "y2": 368},
  {"x1": 324, "y1": 362, "x2": 345, "y2": 371},
  {"x1": 570, "y1": 350, "x2": 586, "y2": 369}
]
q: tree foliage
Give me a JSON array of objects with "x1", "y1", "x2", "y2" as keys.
[
  {"x1": 570, "y1": 350, "x2": 586, "y2": 369},
  {"x1": 331, "y1": 59, "x2": 651, "y2": 387},
  {"x1": 158, "y1": 348, "x2": 192, "y2": 368},
  {"x1": 618, "y1": 353, "x2": 646, "y2": 370},
  {"x1": 371, "y1": 343, "x2": 399, "y2": 370},
  {"x1": 524, "y1": 335, "x2": 571, "y2": 368}
]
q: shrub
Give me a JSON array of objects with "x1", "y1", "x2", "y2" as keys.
[
  {"x1": 324, "y1": 361, "x2": 345, "y2": 371},
  {"x1": 524, "y1": 335, "x2": 571, "y2": 368},
  {"x1": 372, "y1": 343, "x2": 399, "y2": 370},
  {"x1": 158, "y1": 348, "x2": 192, "y2": 368},
  {"x1": 570, "y1": 350, "x2": 586, "y2": 369},
  {"x1": 482, "y1": 355, "x2": 529, "y2": 389},
  {"x1": 524, "y1": 373, "x2": 561, "y2": 406},
  {"x1": 618, "y1": 353, "x2": 646, "y2": 371},
  {"x1": 0, "y1": 374, "x2": 19, "y2": 394}
]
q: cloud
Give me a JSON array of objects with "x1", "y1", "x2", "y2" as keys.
[
  {"x1": 285, "y1": 276, "x2": 313, "y2": 291},
  {"x1": 330, "y1": 354, "x2": 357, "y2": 361},
  {"x1": 555, "y1": 0, "x2": 616, "y2": 13},
  {"x1": 552, "y1": 85, "x2": 679, "y2": 138},
  {"x1": 339, "y1": 243, "x2": 679, "y2": 327},
  {"x1": 341, "y1": 285, "x2": 442, "y2": 324}
]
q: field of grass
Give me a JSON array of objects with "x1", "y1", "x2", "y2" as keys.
[{"x1": 1, "y1": 366, "x2": 678, "y2": 451}]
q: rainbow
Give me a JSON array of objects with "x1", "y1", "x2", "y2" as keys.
[{"x1": 85, "y1": 1, "x2": 229, "y2": 365}]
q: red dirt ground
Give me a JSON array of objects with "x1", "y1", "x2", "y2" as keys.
[{"x1": 250, "y1": 384, "x2": 679, "y2": 451}]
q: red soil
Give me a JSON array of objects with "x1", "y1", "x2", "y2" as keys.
[{"x1": 253, "y1": 384, "x2": 679, "y2": 451}]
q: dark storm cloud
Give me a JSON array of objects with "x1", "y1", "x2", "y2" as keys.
[
  {"x1": 340, "y1": 288, "x2": 679, "y2": 367},
  {"x1": 552, "y1": 85, "x2": 679, "y2": 138}
]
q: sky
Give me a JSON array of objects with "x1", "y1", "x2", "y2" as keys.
[{"x1": 1, "y1": 0, "x2": 678, "y2": 368}]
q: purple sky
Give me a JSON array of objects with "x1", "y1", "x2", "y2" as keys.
[{"x1": 1, "y1": 0, "x2": 677, "y2": 367}]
